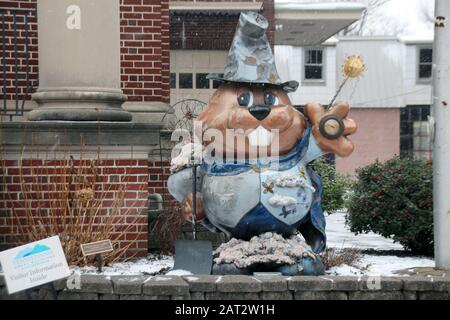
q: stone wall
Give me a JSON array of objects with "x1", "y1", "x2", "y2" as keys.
[{"x1": 1, "y1": 274, "x2": 449, "y2": 300}]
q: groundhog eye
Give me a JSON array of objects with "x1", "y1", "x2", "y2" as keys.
[
  {"x1": 264, "y1": 93, "x2": 279, "y2": 106},
  {"x1": 237, "y1": 92, "x2": 253, "y2": 107}
]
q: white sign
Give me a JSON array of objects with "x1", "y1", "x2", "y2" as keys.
[{"x1": 0, "y1": 236, "x2": 70, "y2": 294}]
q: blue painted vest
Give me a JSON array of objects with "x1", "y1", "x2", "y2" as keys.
[{"x1": 169, "y1": 126, "x2": 327, "y2": 253}]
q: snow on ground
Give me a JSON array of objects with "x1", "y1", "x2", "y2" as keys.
[
  {"x1": 325, "y1": 211, "x2": 435, "y2": 276},
  {"x1": 327, "y1": 255, "x2": 435, "y2": 276},
  {"x1": 166, "y1": 269, "x2": 193, "y2": 276},
  {"x1": 70, "y1": 254, "x2": 174, "y2": 276},
  {"x1": 326, "y1": 211, "x2": 403, "y2": 250},
  {"x1": 64, "y1": 211, "x2": 435, "y2": 277}
]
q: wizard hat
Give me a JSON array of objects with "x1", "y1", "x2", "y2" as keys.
[{"x1": 207, "y1": 12, "x2": 299, "y2": 92}]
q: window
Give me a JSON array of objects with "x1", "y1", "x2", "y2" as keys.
[
  {"x1": 212, "y1": 74, "x2": 224, "y2": 89},
  {"x1": 170, "y1": 73, "x2": 176, "y2": 89},
  {"x1": 179, "y1": 73, "x2": 193, "y2": 89},
  {"x1": 418, "y1": 47, "x2": 432, "y2": 81},
  {"x1": 304, "y1": 47, "x2": 324, "y2": 82},
  {"x1": 196, "y1": 73, "x2": 210, "y2": 89},
  {"x1": 400, "y1": 105, "x2": 432, "y2": 160}
]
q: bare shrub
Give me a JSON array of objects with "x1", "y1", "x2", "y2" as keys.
[
  {"x1": 320, "y1": 247, "x2": 362, "y2": 270},
  {"x1": 1, "y1": 139, "x2": 144, "y2": 266},
  {"x1": 150, "y1": 201, "x2": 185, "y2": 254}
]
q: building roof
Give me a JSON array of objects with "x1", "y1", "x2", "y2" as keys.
[
  {"x1": 275, "y1": 1, "x2": 366, "y2": 46},
  {"x1": 169, "y1": 1, "x2": 263, "y2": 13},
  {"x1": 275, "y1": 2, "x2": 366, "y2": 13}
]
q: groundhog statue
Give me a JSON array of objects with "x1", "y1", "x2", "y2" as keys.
[{"x1": 168, "y1": 12, "x2": 356, "y2": 276}]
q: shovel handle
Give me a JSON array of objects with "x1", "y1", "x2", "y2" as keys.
[{"x1": 191, "y1": 164, "x2": 197, "y2": 240}]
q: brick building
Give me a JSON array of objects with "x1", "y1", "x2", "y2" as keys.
[
  {"x1": 168, "y1": 0, "x2": 273, "y2": 103},
  {"x1": 0, "y1": 0, "x2": 275, "y2": 256},
  {"x1": 0, "y1": 0, "x2": 179, "y2": 257},
  {"x1": 1, "y1": 0, "x2": 381, "y2": 257}
]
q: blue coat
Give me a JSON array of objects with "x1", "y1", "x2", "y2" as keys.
[{"x1": 168, "y1": 126, "x2": 327, "y2": 253}]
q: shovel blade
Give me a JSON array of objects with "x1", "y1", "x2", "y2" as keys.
[{"x1": 174, "y1": 240, "x2": 213, "y2": 275}]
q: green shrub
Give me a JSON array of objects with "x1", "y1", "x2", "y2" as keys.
[
  {"x1": 346, "y1": 156, "x2": 433, "y2": 256},
  {"x1": 310, "y1": 157, "x2": 352, "y2": 213}
]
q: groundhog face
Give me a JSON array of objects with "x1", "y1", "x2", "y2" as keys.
[{"x1": 197, "y1": 83, "x2": 306, "y2": 158}]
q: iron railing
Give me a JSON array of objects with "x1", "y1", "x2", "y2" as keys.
[{"x1": 1, "y1": 9, "x2": 35, "y2": 121}]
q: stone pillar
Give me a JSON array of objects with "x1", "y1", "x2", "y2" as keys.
[{"x1": 28, "y1": 0, "x2": 131, "y2": 121}]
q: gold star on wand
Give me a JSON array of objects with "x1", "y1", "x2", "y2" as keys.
[
  {"x1": 318, "y1": 56, "x2": 365, "y2": 140},
  {"x1": 328, "y1": 55, "x2": 365, "y2": 110}
]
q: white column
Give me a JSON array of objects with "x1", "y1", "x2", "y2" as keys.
[
  {"x1": 433, "y1": 0, "x2": 450, "y2": 269},
  {"x1": 28, "y1": 0, "x2": 131, "y2": 121}
]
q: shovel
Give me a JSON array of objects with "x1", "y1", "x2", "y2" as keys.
[{"x1": 174, "y1": 159, "x2": 213, "y2": 275}]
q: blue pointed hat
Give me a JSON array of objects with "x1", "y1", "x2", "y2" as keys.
[{"x1": 207, "y1": 11, "x2": 299, "y2": 92}]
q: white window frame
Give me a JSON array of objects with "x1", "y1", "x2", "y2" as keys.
[
  {"x1": 302, "y1": 46, "x2": 326, "y2": 86},
  {"x1": 417, "y1": 46, "x2": 433, "y2": 84}
]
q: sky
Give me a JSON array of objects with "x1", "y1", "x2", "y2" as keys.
[{"x1": 277, "y1": 0, "x2": 435, "y2": 38}]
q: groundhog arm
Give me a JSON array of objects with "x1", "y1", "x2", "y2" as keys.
[
  {"x1": 167, "y1": 167, "x2": 203, "y2": 203},
  {"x1": 304, "y1": 102, "x2": 357, "y2": 158},
  {"x1": 302, "y1": 134, "x2": 327, "y2": 164}
]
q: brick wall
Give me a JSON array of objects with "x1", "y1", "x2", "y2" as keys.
[
  {"x1": 148, "y1": 160, "x2": 171, "y2": 199},
  {"x1": 170, "y1": 0, "x2": 275, "y2": 50},
  {"x1": 0, "y1": 0, "x2": 38, "y2": 101},
  {"x1": 0, "y1": 0, "x2": 172, "y2": 258},
  {"x1": 170, "y1": 13, "x2": 239, "y2": 50},
  {"x1": 0, "y1": 158, "x2": 149, "y2": 258},
  {"x1": 120, "y1": 0, "x2": 170, "y2": 103},
  {"x1": 262, "y1": 0, "x2": 275, "y2": 48}
]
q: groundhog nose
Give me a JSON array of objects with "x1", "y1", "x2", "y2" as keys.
[{"x1": 248, "y1": 105, "x2": 271, "y2": 121}]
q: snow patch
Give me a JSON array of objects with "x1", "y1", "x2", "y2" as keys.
[
  {"x1": 186, "y1": 276, "x2": 200, "y2": 282},
  {"x1": 166, "y1": 269, "x2": 193, "y2": 276},
  {"x1": 154, "y1": 277, "x2": 172, "y2": 281},
  {"x1": 70, "y1": 254, "x2": 174, "y2": 276},
  {"x1": 326, "y1": 211, "x2": 403, "y2": 250},
  {"x1": 327, "y1": 254, "x2": 435, "y2": 276}
]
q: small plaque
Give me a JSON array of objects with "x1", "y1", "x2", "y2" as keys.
[{"x1": 81, "y1": 240, "x2": 113, "y2": 257}]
